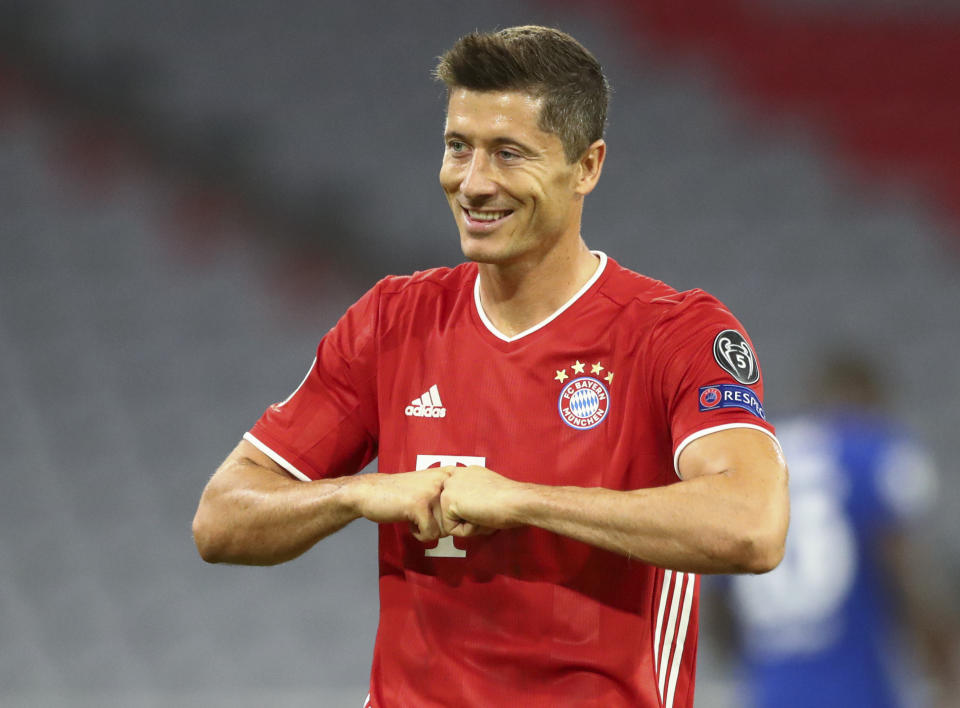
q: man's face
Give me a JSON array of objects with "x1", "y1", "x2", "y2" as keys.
[{"x1": 439, "y1": 88, "x2": 583, "y2": 266}]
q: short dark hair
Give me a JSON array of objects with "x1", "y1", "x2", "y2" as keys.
[{"x1": 434, "y1": 25, "x2": 610, "y2": 163}]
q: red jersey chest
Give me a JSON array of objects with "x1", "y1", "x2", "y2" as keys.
[{"x1": 376, "y1": 306, "x2": 672, "y2": 492}]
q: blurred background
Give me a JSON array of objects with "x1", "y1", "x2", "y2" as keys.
[{"x1": 1, "y1": 0, "x2": 958, "y2": 706}]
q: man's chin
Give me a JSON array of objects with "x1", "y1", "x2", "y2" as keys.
[{"x1": 460, "y1": 237, "x2": 507, "y2": 265}]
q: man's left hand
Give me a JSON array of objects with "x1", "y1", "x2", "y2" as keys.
[{"x1": 439, "y1": 465, "x2": 524, "y2": 537}]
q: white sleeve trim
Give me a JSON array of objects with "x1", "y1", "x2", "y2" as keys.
[
  {"x1": 243, "y1": 432, "x2": 312, "y2": 482},
  {"x1": 673, "y1": 423, "x2": 781, "y2": 480}
]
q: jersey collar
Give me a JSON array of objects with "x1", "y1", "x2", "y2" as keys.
[{"x1": 473, "y1": 251, "x2": 608, "y2": 343}]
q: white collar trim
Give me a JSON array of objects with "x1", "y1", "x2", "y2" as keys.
[{"x1": 473, "y1": 251, "x2": 608, "y2": 343}]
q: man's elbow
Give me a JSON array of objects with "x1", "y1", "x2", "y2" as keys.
[
  {"x1": 192, "y1": 501, "x2": 293, "y2": 566},
  {"x1": 733, "y1": 464, "x2": 790, "y2": 574},
  {"x1": 737, "y1": 530, "x2": 785, "y2": 574},
  {"x1": 192, "y1": 518, "x2": 220, "y2": 564},
  {"x1": 730, "y1": 513, "x2": 787, "y2": 574},
  {"x1": 192, "y1": 505, "x2": 229, "y2": 564}
]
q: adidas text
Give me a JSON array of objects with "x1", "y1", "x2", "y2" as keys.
[{"x1": 404, "y1": 405, "x2": 447, "y2": 418}]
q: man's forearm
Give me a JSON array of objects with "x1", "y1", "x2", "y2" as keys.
[
  {"x1": 509, "y1": 470, "x2": 787, "y2": 574},
  {"x1": 193, "y1": 457, "x2": 361, "y2": 566},
  {"x1": 440, "y1": 429, "x2": 789, "y2": 575},
  {"x1": 194, "y1": 441, "x2": 455, "y2": 565}
]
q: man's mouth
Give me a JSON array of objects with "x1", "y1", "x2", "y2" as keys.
[
  {"x1": 466, "y1": 209, "x2": 511, "y2": 221},
  {"x1": 462, "y1": 207, "x2": 514, "y2": 228}
]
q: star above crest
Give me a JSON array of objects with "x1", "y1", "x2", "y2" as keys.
[{"x1": 554, "y1": 360, "x2": 614, "y2": 386}]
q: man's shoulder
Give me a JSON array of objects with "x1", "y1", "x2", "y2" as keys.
[
  {"x1": 377, "y1": 262, "x2": 477, "y2": 298},
  {"x1": 363, "y1": 263, "x2": 477, "y2": 330},
  {"x1": 600, "y1": 257, "x2": 731, "y2": 321}
]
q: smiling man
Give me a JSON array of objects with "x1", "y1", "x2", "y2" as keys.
[{"x1": 193, "y1": 26, "x2": 789, "y2": 708}]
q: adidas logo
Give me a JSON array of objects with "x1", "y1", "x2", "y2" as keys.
[{"x1": 405, "y1": 384, "x2": 447, "y2": 418}]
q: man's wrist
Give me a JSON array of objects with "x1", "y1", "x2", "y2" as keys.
[
  {"x1": 330, "y1": 473, "x2": 375, "y2": 519},
  {"x1": 506, "y1": 480, "x2": 541, "y2": 527}
]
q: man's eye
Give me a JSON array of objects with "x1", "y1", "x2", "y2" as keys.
[
  {"x1": 448, "y1": 141, "x2": 467, "y2": 153},
  {"x1": 497, "y1": 150, "x2": 520, "y2": 161}
]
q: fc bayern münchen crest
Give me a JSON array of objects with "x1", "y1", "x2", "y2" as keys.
[{"x1": 558, "y1": 377, "x2": 610, "y2": 430}]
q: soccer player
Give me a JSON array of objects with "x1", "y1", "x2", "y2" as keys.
[
  {"x1": 193, "y1": 26, "x2": 789, "y2": 707},
  {"x1": 723, "y1": 353, "x2": 958, "y2": 708}
]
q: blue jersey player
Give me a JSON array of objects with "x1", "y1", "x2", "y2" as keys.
[{"x1": 725, "y1": 353, "x2": 958, "y2": 708}]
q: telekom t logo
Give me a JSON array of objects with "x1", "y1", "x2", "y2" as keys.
[{"x1": 415, "y1": 454, "x2": 485, "y2": 558}]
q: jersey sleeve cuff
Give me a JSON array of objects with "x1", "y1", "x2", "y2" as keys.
[
  {"x1": 673, "y1": 423, "x2": 781, "y2": 480},
  {"x1": 243, "y1": 432, "x2": 313, "y2": 481}
]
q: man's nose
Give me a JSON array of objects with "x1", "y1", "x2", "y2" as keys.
[{"x1": 460, "y1": 151, "x2": 497, "y2": 199}]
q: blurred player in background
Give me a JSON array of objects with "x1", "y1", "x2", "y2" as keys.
[
  {"x1": 723, "y1": 351, "x2": 959, "y2": 708},
  {"x1": 193, "y1": 26, "x2": 789, "y2": 707}
]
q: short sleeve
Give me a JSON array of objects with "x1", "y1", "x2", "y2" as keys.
[
  {"x1": 647, "y1": 291, "x2": 777, "y2": 477},
  {"x1": 244, "y1": 282, "x2": 381, "y2": 481}
]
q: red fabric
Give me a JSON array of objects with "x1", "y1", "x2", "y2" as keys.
[{"x1": 250, "y1": 255, "x2": 773, "y2": 706}]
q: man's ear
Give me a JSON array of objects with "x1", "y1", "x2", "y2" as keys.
[{"x1": 575, "y1": 139, "x2": 606, "y2": 196}]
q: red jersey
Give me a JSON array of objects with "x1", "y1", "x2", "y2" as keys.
[{"x1": 246, "y1": 253, "x2": 776, "y2": 707}]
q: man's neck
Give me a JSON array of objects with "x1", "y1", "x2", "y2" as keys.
[{"x1": 476, "y1": 240, "x2": 600, "y2": 338}]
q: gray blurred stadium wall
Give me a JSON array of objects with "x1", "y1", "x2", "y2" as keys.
[{"x1": 1, "y1": 1, "x2": 958, "y2": 706}]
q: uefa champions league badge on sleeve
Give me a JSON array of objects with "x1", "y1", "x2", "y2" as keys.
[
  {"x1": 554, "y1": 360, "x2": 613, "y2": 430},
  {"x1": 712, "y1": 330, "x2": 759, "y2": 385}
]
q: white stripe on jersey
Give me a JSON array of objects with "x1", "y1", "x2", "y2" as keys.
[
  {"x1": 665, "y1": 574, "x2": 695, "y2": 708},
  {"x1": 653, "y1": 568, "x2": 673, "y2": 687},
  {"x1": 658, "y1": 571, "x2": 686, "y2": 698}
]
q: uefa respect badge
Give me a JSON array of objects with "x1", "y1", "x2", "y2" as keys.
[{"x1": 698, "y1": 383, "x2": 766, "y2": 420}]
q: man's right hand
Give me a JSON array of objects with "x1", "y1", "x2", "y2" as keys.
[{"x1": 345, "y1": 468, "x2": 453, "y2": 542}]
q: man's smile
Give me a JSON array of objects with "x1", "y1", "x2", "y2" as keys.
[{"x1": 461, "y1": 206, "x2": 515, "y2": 231}]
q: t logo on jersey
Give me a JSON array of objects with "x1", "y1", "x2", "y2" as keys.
[
  {"x1": 415, "y1": 454, "x2": 485, "y2": 558},
  {"x1": 713, "y1": 330, "x2": 759, "y2": 385}
]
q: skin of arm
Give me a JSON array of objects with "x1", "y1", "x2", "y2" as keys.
[
  {"x1": 439, "y1": 427, "x2": 790, "y2": 574},
  {"x1": 192, "y1": 439, "x2": 451, "y2": 565}
]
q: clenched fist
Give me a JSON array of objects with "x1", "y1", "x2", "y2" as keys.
[
  {"x1": 347, "y1": 468, "x2": 452, "y2": 541},
  {"x1": 439, "y1": 465, "x2": 525, "y2": 537}
]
